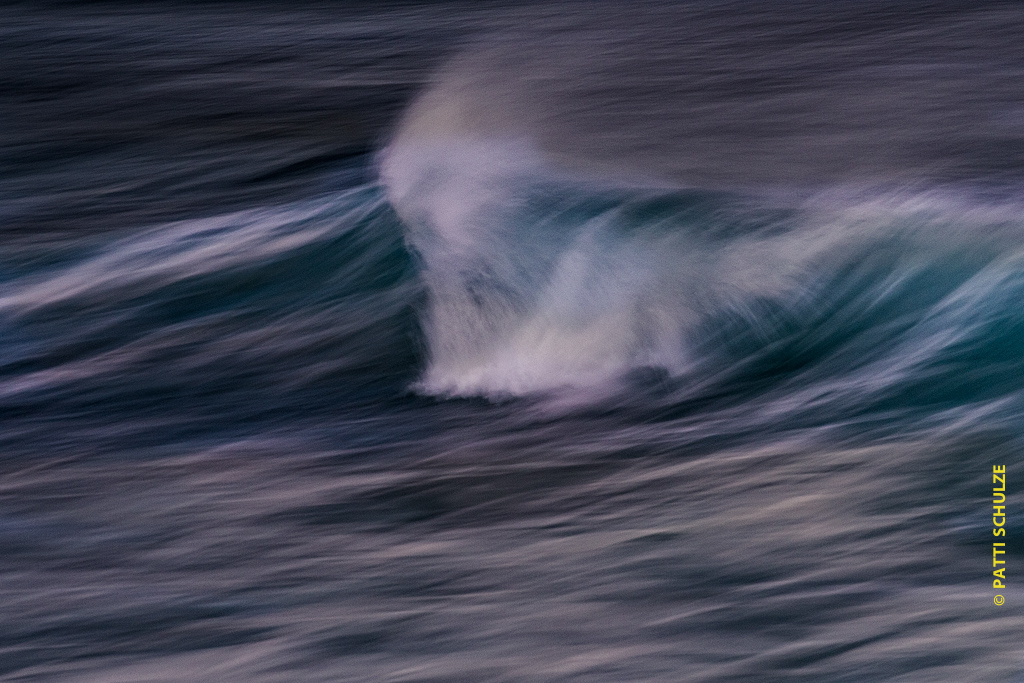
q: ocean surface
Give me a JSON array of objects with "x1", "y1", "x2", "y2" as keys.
[{"x1": 2, "y1": 2, "x2": 1024, "y2": 680}]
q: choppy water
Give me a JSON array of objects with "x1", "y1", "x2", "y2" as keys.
[{"x1": 2, "y1": 2, "x2": 1024, "y2": 681}]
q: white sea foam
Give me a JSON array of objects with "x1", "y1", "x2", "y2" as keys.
[
  {"x1": 381, "y1": 136, "x2": 829, "y2": 397},
  {"x1": 382, "y1": 129, "x2": 1024, "y2": 400}
]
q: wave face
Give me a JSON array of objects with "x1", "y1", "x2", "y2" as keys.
[
  {"x1": 4, "y1": 3, "x2": 1024, "y2": 682},
  {"x1": 383, "y1": 118, "x2": 1024, "y2": 419}
]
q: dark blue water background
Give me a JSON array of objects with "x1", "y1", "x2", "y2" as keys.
[{"x1": 2, "y1": 3, "x2": 1024, "y2": 680}]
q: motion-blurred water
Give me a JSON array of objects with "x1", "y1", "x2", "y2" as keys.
[{"x1": 2, "y1": 2, "x2": 1023, "y2": 680}]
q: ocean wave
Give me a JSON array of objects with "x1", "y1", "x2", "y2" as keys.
[{"x1": 381, "y1": 122, "x2": 1024, "y2": 416}]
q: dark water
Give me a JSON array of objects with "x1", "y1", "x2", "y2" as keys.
[{"x1": 2, "y1": 2, "x2": 1024, "y2": 680}]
